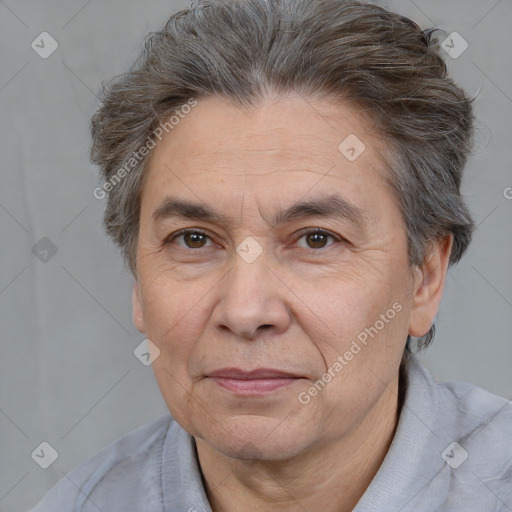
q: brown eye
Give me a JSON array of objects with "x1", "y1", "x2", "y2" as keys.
[
  {"x1": 296, "y1": 229, "x2": 339, "y2": 250},
  {"x1": 306, "y1": 232, "x2": 329, "y2": 249},
  {"x1": 165, "y1": 229, "x2": 213, "y2": 249},
  {"x1": 183, "y1": 232, "x2": 208, "y2": 248}
]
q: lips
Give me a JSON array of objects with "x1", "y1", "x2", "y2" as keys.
[
  {"x1": 208, "y1": 368, "x2": 302, "y2": 379},
  {"x1": 207, "y1": 368, "x2": 304, "y2": 395}
]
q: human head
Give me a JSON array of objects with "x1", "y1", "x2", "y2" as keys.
[
  {"x1": 90, "y1": 1, "x2": 474, "y2": 350},
  {"x1": 89, "y1": 0, "x2": 477, "y2": 466}
]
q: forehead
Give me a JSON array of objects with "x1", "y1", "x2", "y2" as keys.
[
  {"x1": 149, "y1": 94, "x2": 378, "y2": 168},
  {"x1": 142, "y1": 94, "x2": 396, "y2": 224}
]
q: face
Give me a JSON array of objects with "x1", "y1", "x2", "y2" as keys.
[{"x1": 132, "y1": 94, "x2": 445, "y2": 461}]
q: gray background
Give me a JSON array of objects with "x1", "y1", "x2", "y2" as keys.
[{"x1": 0, "y1": 0, "x2": 510, "y2": 510}]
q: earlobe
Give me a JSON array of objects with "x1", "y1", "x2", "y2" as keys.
[
  {"x1": 408, "y1": 235, "x2": 453, "y2": 338},
  {"x1": 132, "y1": 282, "x2": 146, "y2": 334}
]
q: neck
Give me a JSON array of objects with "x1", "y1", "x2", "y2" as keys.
[{"x1": 195, "y1": 375, "x2": 401, "y2": 512}]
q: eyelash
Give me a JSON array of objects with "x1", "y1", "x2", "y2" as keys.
[{"x1": 163, "y1": 228, "x2": 343, "y2": 251}]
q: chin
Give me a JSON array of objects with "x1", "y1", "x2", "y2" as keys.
[{"x1": 195, "y1": 414, "x2": 311, "y2": 462}]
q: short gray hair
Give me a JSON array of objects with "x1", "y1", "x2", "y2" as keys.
[{"x1": 90, "y1": 0, "x2": 475, "y2": 350}]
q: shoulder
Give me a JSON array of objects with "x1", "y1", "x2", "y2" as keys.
[
  {"x1": 407, "y1": 355, "x2": 512, "y2": 505},
  {"x1": 406, "y1": 353, "x2": 512, "y2": 444},
  {"x1": 436, "y1": 372, "x2": 512, "y2": 478},
  {"x1": 366, "y1": 354, "x2": 512, "y2": 510},
  {"x1": 28, "y1": 414, "x2": 174, "y2": 512},
  {"x1": 433, "y1": 368, "x2": 512, "y2": 448},
  {"x1": 435, "y1": 372, "x2": 512, "y2": 507}
]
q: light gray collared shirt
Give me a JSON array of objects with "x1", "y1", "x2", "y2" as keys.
[{"x1": 28, "y1": 354, "x2": 512, "y2": 511}]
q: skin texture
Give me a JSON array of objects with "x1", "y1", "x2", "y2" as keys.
[{"x1": 132, "y1": 93, "x2": 453, "y2": 512}]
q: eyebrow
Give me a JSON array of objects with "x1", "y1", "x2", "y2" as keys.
[{"x1": 152, "y1": 194, "x2": 368, "y2": 228}]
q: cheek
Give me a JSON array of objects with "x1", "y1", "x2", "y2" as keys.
[
  {"x1": 142, "y1": 278, "x2": 213, "y2": 434},
  {"x1": 307, "y1": 268, "x2": 411, "y2": 386},
  {"x1": 310, "y1": 275, "x2": 398, "y2": 335},
  {"x1": 138, "y1": 274, "x2": 211, "y2": 365},
  {"x1": 304, "y1": 287, "x2": 408, "y2": 433}
]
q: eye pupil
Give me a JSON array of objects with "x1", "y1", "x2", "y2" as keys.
[
  {"x1": 307, "y1": 232, "x2": 328, "y2": 248},
  {"x1": 184, "y1": 232, "x2": 207, "y2": 248}
]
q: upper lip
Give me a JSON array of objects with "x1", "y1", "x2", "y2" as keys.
[{"x1": 207, "y1": 368, "x2": 303, "y2": 379}]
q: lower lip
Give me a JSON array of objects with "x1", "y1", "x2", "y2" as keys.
[{"x1": 210, "y1": 377, "x2": 299, "y2": 395}]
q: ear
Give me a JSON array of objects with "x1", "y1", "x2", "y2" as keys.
[
  {"x1": 132, "y1": 281, "x2": 146, "y2": 334},
  {"x1": 409, "y1": 234, "x2": 453, "y2": 338}
]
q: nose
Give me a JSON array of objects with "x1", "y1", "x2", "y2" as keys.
[{"x1": 211, "y1": 253, "x2": 291, "y2": 340}]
